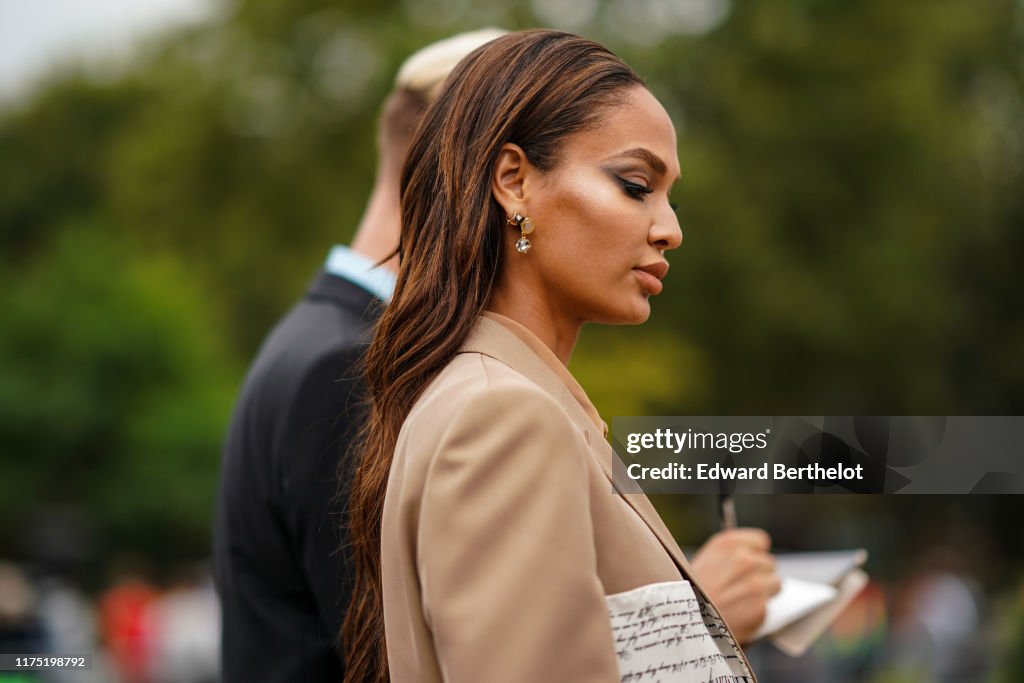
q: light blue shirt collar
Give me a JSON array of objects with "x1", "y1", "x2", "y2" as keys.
[{"x1": 324, "y1": 245, "x2": 396, "y2": 303}]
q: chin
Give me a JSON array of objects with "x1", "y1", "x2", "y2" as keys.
[
  {"x1": 594, "y1": 299, "x2": 651, "y2": 325},
  {"x1": 627, "y1": 305, "x2": 652, "y2": 325}
]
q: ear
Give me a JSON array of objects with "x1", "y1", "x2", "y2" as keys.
[{"x1": 491, "y1": 143, "x2": 532, "y2": 216}]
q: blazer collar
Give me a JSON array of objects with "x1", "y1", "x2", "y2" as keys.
[
  {"x1": 458, "y1": 312, "x2": 694, "y2": 576},
  {"x1": 459, "y1": 312, "x2": 607, "y2": 438}
]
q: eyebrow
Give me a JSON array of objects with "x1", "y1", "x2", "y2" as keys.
[{"x1": 614, "y1": 148, "x2": 668, "y2": 176}]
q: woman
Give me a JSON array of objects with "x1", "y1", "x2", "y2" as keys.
[{"x1": 344, "y1": 30, "x2": 757, "y2": 683}]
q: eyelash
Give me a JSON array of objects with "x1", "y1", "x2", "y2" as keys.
[
  {"x1": 619, "y1": 177, "x2": 680, "y2": 213},
  {"x1": 619, "y1": 178, "x2": 654, "y2": 201}
]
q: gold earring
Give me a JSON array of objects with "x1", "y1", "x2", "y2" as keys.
[{"x1": 507, "y1": 212, "x2": 535, "y2": 253}]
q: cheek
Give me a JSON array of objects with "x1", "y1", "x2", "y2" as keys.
[
  {"x1": 532, "y1": 181, "x2": 650, "y2": 320},
  {"x1": 538, "y1": 178, "x2": 639, "y2": 263}
]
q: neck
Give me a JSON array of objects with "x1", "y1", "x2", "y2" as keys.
[
  {"x1": 349, "y1": 168, "x2": 401, "y2": 273},
  {"x1": 487, "y1": 284, "x2": 582, "y2": 366}
]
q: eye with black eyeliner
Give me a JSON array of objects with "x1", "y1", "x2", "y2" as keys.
[{"x1": 617, "y1": 176, "x2": 654, "y2": 201}]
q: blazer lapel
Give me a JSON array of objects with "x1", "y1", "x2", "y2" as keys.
[{"x1": 591, "y1": 438, "x2": 694, "y2": 575}]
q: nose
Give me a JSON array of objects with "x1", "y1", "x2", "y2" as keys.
[{"x1": 649, "y1": 209, "x2": 683, "y2": 252}]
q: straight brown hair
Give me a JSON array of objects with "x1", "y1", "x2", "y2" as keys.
[{"x1": 343, "y1": 29, "x2": 643, "y2": 683}]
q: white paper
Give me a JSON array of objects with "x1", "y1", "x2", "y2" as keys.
[
  {"x1": 773, "y1": 549, "x2": 868, "y2": 585},
  {"x1": 771, "y1": 569, "x2": 870, "y2": 657},
  {"x1": 753, "y1": 577, "x2": 837, "y2": 640},
  {"x1": 606, "y1": 580, "x2": 752, "y2": 682}
]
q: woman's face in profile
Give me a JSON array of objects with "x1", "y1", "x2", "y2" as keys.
[{"x1": 525, "y1": 85, "x2": 682, "y2": 326}]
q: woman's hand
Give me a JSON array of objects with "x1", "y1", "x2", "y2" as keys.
[{"x1": 690, "y1": 528, "x2": 783, "y2": 644}]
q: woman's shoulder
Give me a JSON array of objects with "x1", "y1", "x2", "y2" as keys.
[
  {"x1": 387, "y1": 352, "x2": 590, "y2": 537},
  {"x1": 415, "y1": 352, "x2": 558, "y2": 417},
  {"x1": 427, "y1": 351, "x2": 553, "y2": 400},
  {"x1": 400, "y1": 351, "x2": 574, "y2": 448},
  {"x1": 392, "y1": 352, "x2": 586, "y2": 497}
]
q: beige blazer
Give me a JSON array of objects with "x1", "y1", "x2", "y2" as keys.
[{"x1": 382, "y1": 312, "x2": 756, "y2": 682}]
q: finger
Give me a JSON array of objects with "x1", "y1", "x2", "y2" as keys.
[
  {"x1": 738, "y1": 573, "x2": 782, "y2": 602},
  {"x1": 730, "y1": 527, "x2": 771, "y2": 550},
  {"x1": 756, "y1": 551, "x2": 777, "y2": 575},
  {"x1": 710, "y1": 528, "x2": 771, "y2": 551},
  {"x1": 738, "y1": 545, "x2": 776, "y2": 571},
  {"x1": 720, "y1": 548, "x2": 776, "y2": 583}
]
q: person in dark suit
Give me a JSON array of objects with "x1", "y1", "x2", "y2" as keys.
[{"x1": 212, "y1": 30, "x2": 508, "y2": 683}]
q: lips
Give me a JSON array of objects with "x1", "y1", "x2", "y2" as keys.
[
  {"x1": 634, "y1": 261, "x2": 669, "y2": 281},
  {"x1": 632, "y1": 261, "x2": 669, "y2": 295}
]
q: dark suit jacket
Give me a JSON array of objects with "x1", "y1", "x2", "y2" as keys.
[{"x1": 214, "y1": 270, "x2": 381, "y2": 683}]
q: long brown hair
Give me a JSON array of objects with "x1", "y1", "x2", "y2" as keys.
[{"x1": 343, "y1": 29, "x2": 643, "y2": 683}]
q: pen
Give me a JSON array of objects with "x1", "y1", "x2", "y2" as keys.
[{"x1": 719, "y1": 493, "x2": 737, "y2": 530}]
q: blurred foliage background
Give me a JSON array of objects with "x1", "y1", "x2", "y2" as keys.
[{"x1": 0, "y1": 0, "x2": 1022, "y2": 677}]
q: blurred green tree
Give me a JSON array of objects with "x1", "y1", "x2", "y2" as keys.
[{"x1": 0, "y1": 225, "x2": 237, "y2": 561}]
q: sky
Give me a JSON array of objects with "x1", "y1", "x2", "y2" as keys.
[{"x1": 0, "y1": 0, "x2": 217, "y2": 101}]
